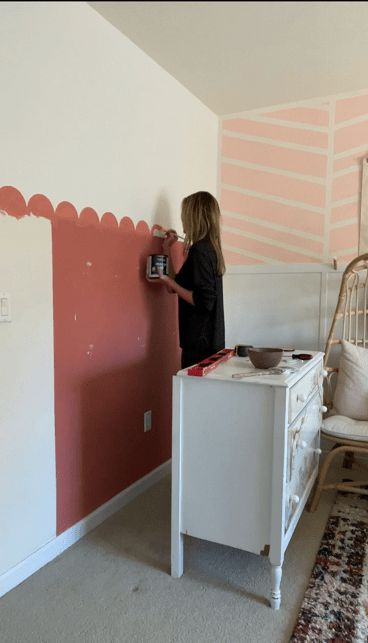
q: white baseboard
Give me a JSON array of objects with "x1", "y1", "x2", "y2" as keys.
[{"x1": 0, "y1": 460, "x2": 171, "y2": 599}]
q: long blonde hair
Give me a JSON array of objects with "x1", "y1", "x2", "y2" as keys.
[{"x1": 181, "y1": 191, "x2": 225, "y2": 275}]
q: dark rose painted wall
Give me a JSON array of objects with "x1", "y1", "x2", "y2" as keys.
[{"x1": 0, "y1": 186, "x2": 181, "y2": 534}]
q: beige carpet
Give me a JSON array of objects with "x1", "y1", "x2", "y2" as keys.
[{"x1": 0, "y1": 473, "x2": 337, "y2": 643}]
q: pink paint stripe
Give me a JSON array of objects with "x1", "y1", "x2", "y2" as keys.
[
  {"x1": 222, "y1": 230, "x2": 319, "y2": 263},
  {"x1": 335, "y1": 94, "x2": 368, "y2": 123},
  {"x1": 333, "y1": 152, "x2": 366, "y2": 173},
  {"x1": 331, "y1": 201, "x2": 359, "y2": 224},
  {"x1": 222, "y1": 119, "x2": 328, "y2": 148},
  {"x1": 330, "y1": 224, "x2": 359, "y2": 253},
  {"x1": 334, "y1": 121, "x2": 368, "y2": 154},
  {"x1": 263, "y1": 107, "x2": 329, "y2": 127},
  {"x1": 332, "y1": 170, "x2": 360, "y2": 203},
  {"x1": 336, "y1": 252, "x2": 359, "y2": 264},
  {"x1": 222, "y1": 136, "x2": 327, "y2": 177},
  {"x1": 222, "y1": 163, "x2": 325, "y2": 207},
  {"x1": 220, "y1": 188, "x2": 324, "y2": 235},
  {"x1": 222, "y1": 214, "x2": 323, "y2": 254},
  {"x1": 223, "y1": 248, "x2": 265, "y2": 265}
]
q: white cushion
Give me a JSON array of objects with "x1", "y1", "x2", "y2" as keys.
[
  {"x1": 333, "y1": 340, "x2": 368, "y2": 420},
  {"x1": 322, "y1": 414, "x2": 368, "y2": 441}
]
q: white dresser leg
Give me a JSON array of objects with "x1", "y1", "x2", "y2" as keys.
[
  {"x1": 270, "y1": 564, "x2": 282, "y2": 609},
  {"x1": 171, "y1": 377, "x2": 184, "y2": 578},
  {"x1": 171, "y1": 532, "x2": 184, "y2": 578}
]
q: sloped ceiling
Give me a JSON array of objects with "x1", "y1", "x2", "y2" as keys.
[{"x1": 88, "y1": 1, "x2": 368, "y2": 115}]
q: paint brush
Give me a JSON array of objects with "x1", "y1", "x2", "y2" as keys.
[{"x1": 153, "y1": 228, "x2": 185, "y2": 241}]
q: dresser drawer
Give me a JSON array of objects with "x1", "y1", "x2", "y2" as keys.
[
  {"x1": 285, "y1": 431, "x2": 320, "y2": 533},
  {"x1": 288, "y1": 361, "x2": 323, "y2": 424},
  {"x1": 286, "y1": 392, "x2": 322, "y2": 484},
  {"x1": 285, "y1": 392, "x2": 322, "y2": 532}
]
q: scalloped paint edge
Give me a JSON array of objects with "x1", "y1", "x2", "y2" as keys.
[{"x1": 0, "y1": 185, "x2": 159, "y2": 236}]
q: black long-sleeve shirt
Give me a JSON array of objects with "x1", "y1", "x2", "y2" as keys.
[{"x1": 175, "y1": 239, "x2": 225, "y2": 353}]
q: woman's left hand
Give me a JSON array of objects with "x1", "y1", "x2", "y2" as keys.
[{"x1": 158, "y1": 270, "x2": 176, "y2": 293}]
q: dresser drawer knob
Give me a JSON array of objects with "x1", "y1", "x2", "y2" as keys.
[
  {"x1": 322, "y1": 369, "x2": 328, "y2": 378},
  {"x1": 320, "y1": 405, "x2": 328, "y2": 413},
  {"x1": 315, "y1": 448, "x2": 322, "y2": 455},
  {"x1": 296, "y1": 393, "x2": 306, "y2": 403},
  {"x1": 291, "y1": 494, "x2": 300, "y2": 505},
  {"x1": 300, "y1": 440, "x2": 307, "y2": 449}
]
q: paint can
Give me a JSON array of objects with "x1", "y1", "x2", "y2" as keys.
[
  {"x1": 235, "y1": 344, "x2": 253, "y2": 357},
  {"x1": 146, "y1": 254, "x2": 169, "y2": 279}
]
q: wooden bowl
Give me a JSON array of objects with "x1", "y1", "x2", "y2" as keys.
[{"x1": 248, "y1": 347, "x2": 283, "y2": 369}]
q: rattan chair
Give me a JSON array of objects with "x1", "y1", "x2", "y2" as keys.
[{"x1": 309, "y1": 253, "x2": 368, "y2": 512}]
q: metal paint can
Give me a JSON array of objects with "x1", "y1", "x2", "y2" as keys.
[{"x1": 146, "y1": 254, "x2": 169, "y2": 279}]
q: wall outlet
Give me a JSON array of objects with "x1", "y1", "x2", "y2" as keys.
[{"x1": 144, "y1": 410, "x2": 152, "y2": 432}]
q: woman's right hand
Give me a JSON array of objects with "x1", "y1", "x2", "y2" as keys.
[{"x1": 162, "y1": 229, "x2": 178, "y2": 253}]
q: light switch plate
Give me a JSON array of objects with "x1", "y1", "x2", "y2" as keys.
[{"x1": 0, "y1": 292, "x2": 11, "y2": 322}]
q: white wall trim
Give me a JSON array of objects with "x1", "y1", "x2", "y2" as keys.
[
  {"x1": 318, "y1": 272, "x2": 329, "y2": 351},
  {"x1": 225, "y1": 263, "x2": 345, "y2": 275},
  {"x1": 324, "y1": 97, "x2": 335, "y2": 263},
  {"x1": 359, "y1": 157, "x2": 368, "y2": 253},
  {"x1": 0, "y1": 460, "x2": 171, "y2": 599}
]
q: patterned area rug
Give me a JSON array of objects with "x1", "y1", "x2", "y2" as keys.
[{"x1": 290, "y1": 491, "x2": 368, "y2": 642}]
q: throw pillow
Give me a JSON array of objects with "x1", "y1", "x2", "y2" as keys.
[{"x1": 333, "y1": 339, "x2": 368, "y2": 420}]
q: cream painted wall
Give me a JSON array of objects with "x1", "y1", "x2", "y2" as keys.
[
  {"x1": 0, "y1": 0, "x2": 218, "y2": 587},
  {"x1": 0, "y1": 214, "x2": 55, "y2": 576},
  {"x1": 0, "y1": 1, "x2": 218, "y2": 228}
]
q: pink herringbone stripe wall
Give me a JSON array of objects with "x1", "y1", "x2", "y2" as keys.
[{"x1": 220, "y1": 92, "x2": 368, "y2": 266}]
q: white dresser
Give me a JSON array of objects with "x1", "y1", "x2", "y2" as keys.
[{"x1": 171, "y1": 351, "x2": 324, "y2": 609}]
